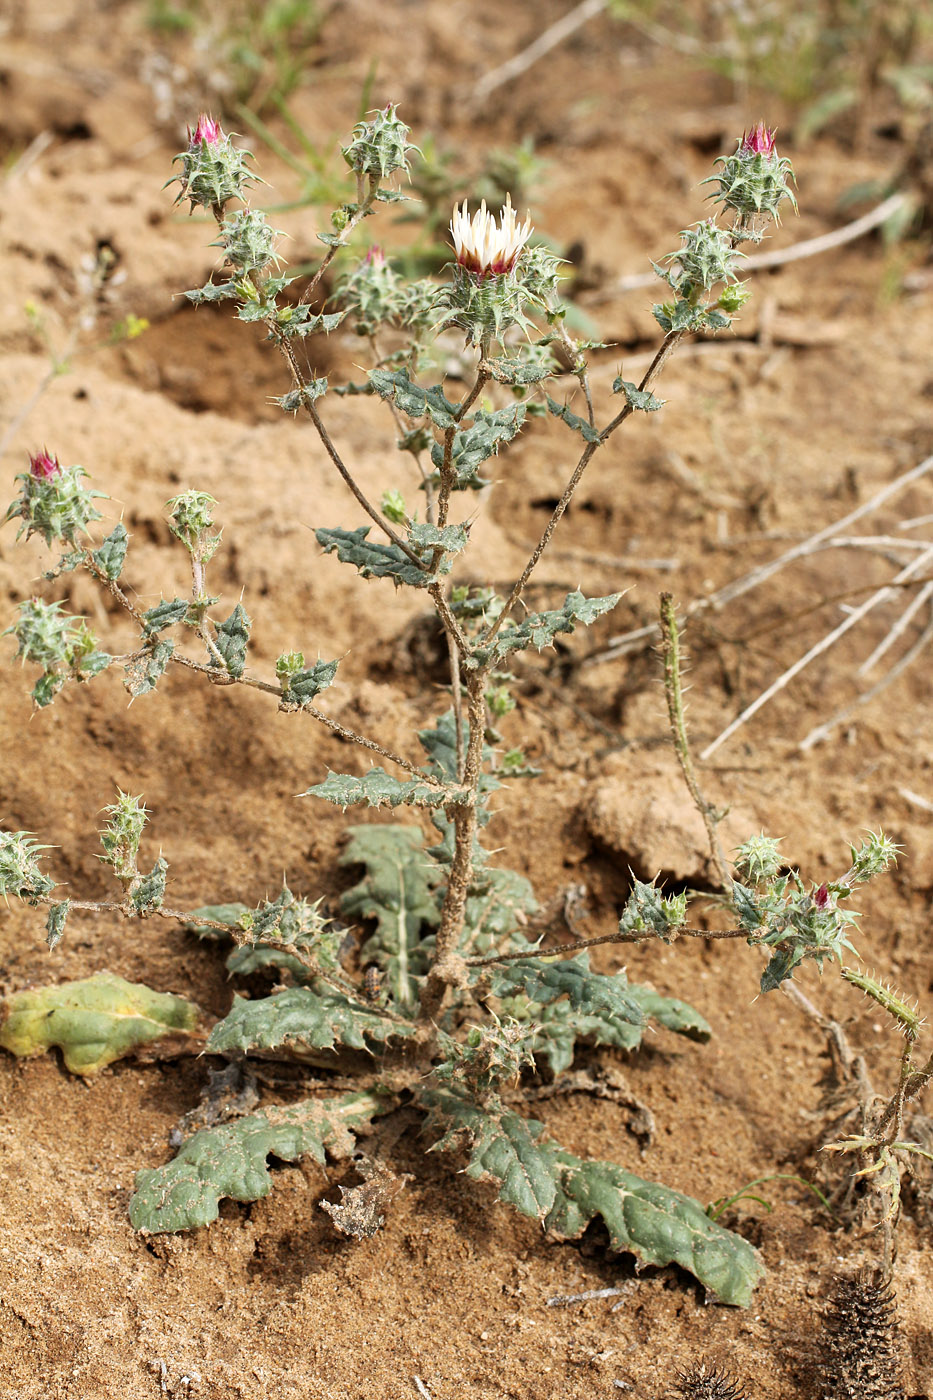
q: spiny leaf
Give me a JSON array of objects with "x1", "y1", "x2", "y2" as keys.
[
  {"x1": 339, "y1": 825, "x2": 441, "y2": 1007},
  {"x1": 462, "y1": 867, "x2": 538, "y2": 958},
  {"x1": 129, "y1": 1090, "x2": 393, "y2": 1233},
  {"x1": 421, "y1": 1086, "x2": 557, "y2": 1218},
  {"x1": 130, "y1": 856, "x2": 167, "y2": 914},
  {"x1": 471, "y1": 590, "x2": 622, "y2": 664},
  {"x1": 274, "y1": 379, "x2": 328, "y2": 412},
  {"x1": 544, "y1": 1148, "x2": 763, "y2": 1306},
  {"x1": 212, "y1": 603, "x2": 251, "y2": 678},
  {"x1": 315, "y1": 525, "x2": 431, "y2": 587},
  {"x1": 612, "y1": 377, "x2": 665, "y2": 412},
  {"x1": 545, "y1": 395, "x2": 601, "y2": 442},
  {"x1": 303, "y1": 768, "x2": 454, "y2": 810},
  {"x1": 207, "y1": 986, "x2": 415, "y2": 1056},
  {"x1": 407, "y1": 522, "x2": 469, "y2": 554},
  {"x1": 0, "y1": 972, "x2": 198, "y2": 1075},
  {"x1": 490, "y1": 954, "x2": 646, "y2": 1027},
  {"x1": 45, "y1": 900, "x2": 70, "y2": 952},
  {"x1": 91, "y1": 523, "x2": 128, "y2": 580},
  {"x1": 283, "y1": 659, "x2": 339, "y2": 706},
  {"x1": 141, "y1": 598, "x2": 189, "y2": 636},
  {"x1": 124, "y1": 639, "x2": 174, "y2": 698},
  {"x1": 526, "y1": 982, "x2": 711, "y2": 1075},
  {"x1": 369, "y1": 367, "x2": 458, "y2": 429},
  {"x1": 429, "y1": 405, "x2": 527, "y2": 487}
]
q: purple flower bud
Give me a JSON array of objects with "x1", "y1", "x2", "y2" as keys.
[
  {"x1": 188, "y1": 113, "x2": 221, "y2": 148},
  {"x1": 814, "y1": 883, "x2": 830, "y2": 910},
  {"x1": 741, "y1": 122, "x2": 776, "y2": 157},
  {"x1": 365, "y1": 245, "x2": 386, "y2": 267},
  {"x1": 28, "y1": 449, "x2": 61, "y2": 481}
]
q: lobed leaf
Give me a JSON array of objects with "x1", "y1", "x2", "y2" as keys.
[
  {"x1": 207, "y1": 986, "x2": 415, "y2": 1056},
  {"x1": 212, "y1": 603, "x2": 251, "y2": 678},
  {"x1": 612, "y1": 378, "x2": 665, "y2": 412},
  {"x1": 429, "y1": 405, "x2": 527, "y2": 488},
  {"x1": 545, "y1": 396, "x2": 601, "y2": 442},
  {"x1": 303, "y1": 768, "x2": 454, "y2": 810},
  {"x1": 0, "y1": 971, "x2": 198, "y2": 1075},
  {"x1": 124, "y1": 639, "x2": 174, "y2": 698},
  {"x1": 315, "y1": 525, "x2": 429, "y2": 587},
  {"x1": 421, "y1": 1086, "x2": 557, "y2": 1218},
  {"x1": 472, "y1": 590, "x2": 622, "y2": 664},
  {"x1": 490, "y1": 954, "x2": 647, "y2": 1027},
  {"x1": 91, "y1": 523, "x2": 128, "y2": 580},
  {"x1": 141, "y1": 598, "x2": 189, "y2": 636},
  {"x1": 369, "y1": 367, "x2": 458, "y2": 429},
  {"x1": 129, "y1": 1090, "x2": 393, "y2": 1233}
]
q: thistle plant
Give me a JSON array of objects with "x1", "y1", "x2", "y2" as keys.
[{"x1": 0, "y1": 113, "x2": 856, "y2": 1306}]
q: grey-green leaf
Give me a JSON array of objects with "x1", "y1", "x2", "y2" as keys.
[
  {"x1": 369, "y1": 368, "x2": 458, "y2": 429},
  {"x1": 544, "y1": 1149, "x2": 764, "y2": 1307},
  {"x1": 315, "y1": 526, "x2": 428, "y2": 587},
  {"x1": 472, "y1": 590, "x2": 622, "y2": 664},
  {"x1": 45, "y1": 900, "x2": 70, "y2": 952},
  {"x1": 545, "y1": 396, "x2": 600, "y2": 442},
  {"x1": 612, "y1": 378, "x2": 665, "y2": 413},
  {"x1": 141, "y1": 598, "x2": 189, "y2": 636},
  {"x1": 129, "y1": 1090, "x2": 393, "y2": 1233},
  {"x1": 490, "y1": 954, "x2": 646, "y2": 1027},
  {"x1": 421, "y1": 1086, "x2": 557, "y2": 1218},
  {"x1": 303, "y1": 768, "x2": 452, "y2": 810},
  {"x1": 429, "y1": 405, "x2": 527, "y2": 487},
  {"x1": 91, "y1": 523, "x2": 128, "y2": 580},
  {"x1": 213, "y1": 603, "x2": 251, "y2": 678},
  {"x1": 207, "y1": 986, "x2": 416, "y2": 1056},
  {"x1": 124, "y1": 639, "x2": 174, "y2": 698}
]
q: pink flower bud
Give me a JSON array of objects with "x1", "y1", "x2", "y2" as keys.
[
  {"x1": 188, "y1": 114, "x2": 221, "y2": 148},
  {"x1": 28, "y1": 449, "x2": 61, "y2": 481},
  {"x1": 741, "y1": 122, "x2": 776, "y2": 157},
  {"x1": 365, "y1": 245, "x2": 386, "y2": 267}
]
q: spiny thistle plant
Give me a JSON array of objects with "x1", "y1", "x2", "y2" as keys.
[{"x1": 0, "y1": 108, "x2": 901, "y2": 1306}]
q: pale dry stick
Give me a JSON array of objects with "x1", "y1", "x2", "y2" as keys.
[
  {"x1": 589, "y1": 453, "x2": 933, "y2": 665},
  {"x1": 857, "y1": 577, "x2": 933, "y2": 674},
  {"x1": 604, "y1": 192, "x2": 910, "y2": 298},
  {"x1": 547, "y1": 1287, "x2": 627, "y2": 1307},
  {"x1": 413, "y1": 1378, "x2": 432, "y2": 1400},
  {"x1": 799, "y1": 603, "x2": 933, "y2": 751},
  {"x1": 900, "y1": 788, "x2": 933, "y2": 813},
  {"x1": 472, "y1": 0, "x2": 606, "y2": 102},
  {"x1": 701, "y1": 540, "x2": 933, "y2": 759}
]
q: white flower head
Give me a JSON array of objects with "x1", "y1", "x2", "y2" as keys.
[{"x1": 450, "y1": 194, "x2": 532, "y2": 279}]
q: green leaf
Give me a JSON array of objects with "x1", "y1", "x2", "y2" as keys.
[
  {"x1": 544, "y1": 1149, "x2": 763, "y2": 1306},
  {"x1": 462, "y1": 867, "x2": 538, "y2": 957},
  {"x1": 226, "y1": 944, "x2": 311, "y2": 982},
  {"x1": 339, "y1": 825, "x2": 441, "y2": 1008},
  {"x1": 528, "y1": 1000, "x2": 643, "y2": 1075},
  {"x1": 185, "y1": 280, "x2": 240, "y2": 305},
  {"x1": 490, "y1": 954, "x2": 647, "y2": 1027},
  {"x1": 131, "y1": 856, "x2": 167, "y2": 914},
  {"x1": 274, "y1": 379, "x2": 328, "y2": 412},
  {"x1": 315, "y1": 526, "x2": 429, "y2": 588},
  {"x1": 45, "y1": 900, "x2": 70, "y2": 952},
  {"x1": 303, "y1": 768, "x2": 453, "y2": 810},
  {"x1": 612, "y1": 378, "x2": 665, "y2": 413},
  {"x1": 207, "y1": 986, "x2": 415, "y2": 1056},
  {"x1": 141, "y1": 598, "x2": 189, "y2": 636},
  {"x1": 283, "y1": 659, "x2": 339, "y2": 706},
  {"x1": 91, "y1": 523, "x2": 128, "y2": 580},
  {"x1": 369, "y1": 367, "x2": 458, "y2": 429},
  {"x1": 429, "y1": 405, "x2": 527, "y2": 487},
  {"x1": 488, "y1": 357, "x2": 552, "y2": 386},
  {"x1": 212, "y1": 603, "x2": 251, "y2": 678},
  {"x1": 124, "y1": 639, "x2": 174, "y2": 698},
  {"x1": 129, "y1": 1090, "x2": 393, "y2": 1233},
  {"x1": 183, "y1": 903, "x2": 249, "y2": 938},
  {"x1": 472, "y1": 590, "x2": 622, "y2": 665},
  {"x1": 0, "y1": 971, "x2": 198, "y2": 1075},
  {"x1": 627, "y1": 985, "x2": 711, "y2": 1041},
  {"x1": 421, "y1": 1086, "x2": 558, "y2": 1218},
  {"x1": 545, "y1": 396, "x2": 600, "y2": 442},
  {"x1": 407, "y1": 522, "x2": 469, "y2": 555}
]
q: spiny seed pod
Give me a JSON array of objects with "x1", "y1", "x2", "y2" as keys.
[
  {"x1": 672, "y1": 1361, "x2": 750, "y2": 1400},
  {"x1": 820, "y1": 1271, "x2": 905, "y2": 1400}
]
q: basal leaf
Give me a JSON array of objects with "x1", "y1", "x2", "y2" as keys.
[
  {"x1": 544, "y1": 1149, "x2": 764, "y2": 1307},
  {"x1": 129, "y1": 1090, "x2": 392, "y2": 1233},
  {"x1": 0, "y1": 972, "x2": 198, "y2": 1075},
  {"x1": 339, "y1": 825, "x2": 441, "y2": 1008},
  {"x1": 490, "y1": 954, "x2": 646, "y2": 1028},
  {"x1": 462, "y1": 866, "x2": 538, "y2": 957},
  {"x1": 420, "y1": 1086, "x2": 557, "y2": 1218},
  {"x1": 626, "y1": 985, "x2": 711, "y2": 1042},
  {"x1": 207, "y1": 986, "x2": 415, "y2": 1056},
  {"x1": 472, "y1": 590, "x2": 622, "y2": 664}
]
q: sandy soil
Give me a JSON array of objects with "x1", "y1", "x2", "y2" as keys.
[{"x1": 1, "y1": 2, "x2": 932, "y2": 1397}]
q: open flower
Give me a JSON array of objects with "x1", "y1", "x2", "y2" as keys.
[
  {"x1": 740, "y1": 122, "x2": 776, "y2": 157},
  {"x1": 450, "y1": 195, "x2": 532, "y2": 279}
]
